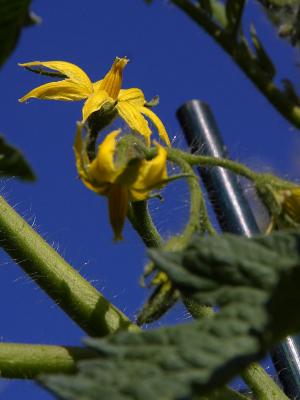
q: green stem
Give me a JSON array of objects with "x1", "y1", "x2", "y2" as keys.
[
  {"x1": 0, "y1": 196, "x2": 137, "y2": 337},
  {"x1": 171, "y1": 0, "x2": 300, "y2": 130},
  {"x1": 174, "y1": 148, "x2": 258, "y2": 181},
  {"x1": 168, "y1": 148, "x2": 216, "y2": 238},
  {"x1": 242, "y1": 363, "x2": 289, "y2": 400},
  {"x1": 0, "y1": 343, "x2": 97, "y2": 379},
  {"x1": 127, "y1": 200, "x2": 163, "y2": 248},
  {"x1": 171, "y1": 154, "x2": 287, "y2": 399}
]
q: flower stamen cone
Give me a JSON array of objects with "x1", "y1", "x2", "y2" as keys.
[{"x1": 97, "y1": 57, "x2": 129, "y2": 100}]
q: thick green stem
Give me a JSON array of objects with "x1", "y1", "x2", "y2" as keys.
[
  {"x1": 242, "y1": 363, "x2": 289, "y2": 400},
  {"x1": 127, "y1": 201, "x2": 163, "y2": 248},
  {"x1": 0, "y1": 343, "x2": 97, "y2": 379},
  {"x1": 171, "y1": 0, "x2": 300, "y2": 130},
  {"x1": 0, "y1": 196, "x2": 137, "y2": 337}
]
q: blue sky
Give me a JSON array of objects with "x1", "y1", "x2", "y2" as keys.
[{"x1": 0, "y1": 0, "x2": 300, "y2": 398}]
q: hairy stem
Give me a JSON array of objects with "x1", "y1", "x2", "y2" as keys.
[
  {"x1": 242, "y1": 363, "x2": 289, "y2": 400},
  {"x1": 168, "y1": 148, "x2": 216, "y2": 238},
  {"x1": 173, "y1": 148, "x2": 258, "y2": 181},
  {"x1": 127, "y1": 200, "x2": 163, "y2": 248},
  {"x1": 0, "y1": 343, "x2": 97, "y2": 379},
  {"x1": 0, "y1": 196, "x2": 137, "y2": 337}
]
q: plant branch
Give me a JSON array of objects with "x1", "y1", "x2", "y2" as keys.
[
  {"x1": 127, "y1": 200, "x2": 163, "y2": 248},
  {"x1": 0, "y1": 343, "x2": 97, "y2": 379},
  {"x1": 167, "y1": 148, "x2": 216, "y2": 237},
  {"x1": 171, "y1": 0, "x2": 300, "y2": 130},
  {"x1": 242, "y1": 363, "x2": 289, "y2": 399},
  {"x1": 0, "y1": 196, "x2": 137, "y2": 337},
  {"x1": 173, "y1": 148, "x2": 258, "y2": 181}
]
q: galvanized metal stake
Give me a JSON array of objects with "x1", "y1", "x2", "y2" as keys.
[{"x1": 177, "y1": 99, "x2": 300, "y2": 399}]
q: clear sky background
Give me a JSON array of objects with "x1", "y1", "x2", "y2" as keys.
[{"x1": 1, "y1": 0, "x2": 300, "y2": 398}]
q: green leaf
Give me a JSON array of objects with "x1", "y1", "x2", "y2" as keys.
[
  {"x1": 225, "y1": 0, "x2": 245, "y2": 37},
  {"x1": 0, "y1": 0, "x2": 39, "y2": 67},
  {"x1": 41, "y1": 230, "x2": 300, "y2": 400},
  {"x1": 0, "y1": 135, "x2": 35, "y2": 180},
  {"x1": 151, "y1": 230, "x2": 300, "y2": 340},
  {"x1": 250, "y1": 24, "x2": 276, "y2": 79}
]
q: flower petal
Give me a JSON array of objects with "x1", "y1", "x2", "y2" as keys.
[
  {"x1": 108, "y1": 184, "x2": 129, "y2": 241},
  {"x1": 73, "y1": 123, "x2": 108, "y2": 193},
  {"x1": 140, "y1": 106, "x2": 171, "y2": 146},
  {"x1": 19, "y1": 61, "x2": 93, "y2": 93},
  {"x1": 19, "y1": 80, "x2": 90, "y2": 102},
  {"x1": 97, "y1": 57, "x2": 129, "y2": 100},
  {"x1": 73, "y1": 123, "x2": 88, "y2": 178},
  {"x1": 118, "y1": 88, "x2": 145, "y2": 106},
  {"x1": 92, "y1": 79, "x2": 103, "y2": 92},
  {"x1": 81, "y1": 90, "x2": 111, "y2": 122},
  {"x1": 116, "y1": 101, "x2": 151, "y2": 146},
  {"x1": 130, "y1": 143, "x2": 168, "y2": 201},
  {"x1": 88, "y1": 130, "x2": 120, "y2": 185}
]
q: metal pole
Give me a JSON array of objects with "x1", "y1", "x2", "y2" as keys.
[{"x1": 177, "y1": 99, "x2": 300, "y2": 399}]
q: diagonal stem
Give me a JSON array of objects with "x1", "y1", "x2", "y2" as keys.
[
  {"x1": 171, "y1": 0, "x2": 300, "y2": 130},
  {"x1": 0, "y1": 196, "x2": 137, "y2": 337}
]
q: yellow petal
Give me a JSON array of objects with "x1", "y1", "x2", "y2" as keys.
[
  {"x1": 19, "y1": 80, "x2": 90, "y2": 102},
  {"x1": 88, "y1": 130, "x2": 120, "y2": 185},
  {"x1": 116, "y1": 101, "x2": 151, "y2": 146},
  {"x1": 92, "y1": 79, "x2": 103, "y2": 92},
  {"x1": 140, "y1": 106, "x2": 171, "y2": 146},
  {"x1": 19, "y1": 61, "x2": 92, "y2": 93},
  {"x1": 108, "y1": 184, "x2": 129, "y2": 241},
  {"x1": 73, "y1": 123, "x2": 107, "y2": 193},
  {"x1": 130, "y1": 143, "x2": 168, "y2": 201},
  {"x1": 81, "y1": 90, "x2": 111, "y2": 122},
  {"x1": 97, "y1": 57, "x2": 129, "y2": 100},
  {"x1": 118, "y1": 88, "x2": 145, "y2": 106},
  {"x1": 73, "y1": 123, "x2": 87, "y2": 178}
]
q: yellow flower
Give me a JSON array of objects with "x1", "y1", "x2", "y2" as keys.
[
  {"x1": 19, "y1": 58, "x2": 170, "y2": 146},
  {"x1": 280, "y1": 187, "x2": 300, "y2": 223},
  {"x1": 74, "y1": 126, "x2": 168, "y2": 240}
]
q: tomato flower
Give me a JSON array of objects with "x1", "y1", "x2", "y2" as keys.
[
  {"x1": 19, "y1": 58, "x2": 170, "y2": 146},
  {"x1": 74, "y1": 126, "x2": 168, "y2": 240}
]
